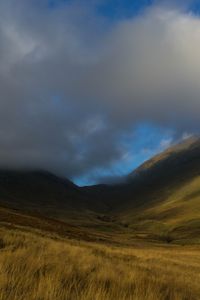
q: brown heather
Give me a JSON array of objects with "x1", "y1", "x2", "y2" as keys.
[{"x1": 0, "y1": 227, "x2": 200, "y2": 300}]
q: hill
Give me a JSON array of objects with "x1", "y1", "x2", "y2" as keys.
[
  {"x1": 109, "y1": 136, "x2": 200, "y2": 243},
  {"x1": 0, "y1": 137, "x2": 200, "y2": 244},
  {"x1": 0, "y1": 170, "x2": 108, "y2": 222}
]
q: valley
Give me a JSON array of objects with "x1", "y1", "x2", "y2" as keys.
[{"x1": 0, "y1": 137, "x2": 200, "y2": 299}]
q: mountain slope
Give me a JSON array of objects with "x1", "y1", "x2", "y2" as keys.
[
  {"x1": 0, "y1": 137, "x2": 200, "y2": 244},
  {"x1": 0, "y1": 170, "x2": 108, "y2": 222},
  {"x1": 108, "y1": 137, "x2": 200, "y2": 243}
]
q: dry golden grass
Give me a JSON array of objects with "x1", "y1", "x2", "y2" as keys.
[{"x1": 0, "y1": 227, "x2": 200, "y2": 300}]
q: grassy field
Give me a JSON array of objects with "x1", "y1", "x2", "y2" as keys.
[{"x1": 0, "y1": 226, "x2": 200, "y2": 300}]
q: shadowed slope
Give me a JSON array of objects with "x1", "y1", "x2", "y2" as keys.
[{"x1": 0, "y1": 170, "x2": 108, "y2": 221}]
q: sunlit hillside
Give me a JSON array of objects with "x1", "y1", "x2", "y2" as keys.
[{"x1": 107, "y1": 137, "x2": 200, "y2": 244}]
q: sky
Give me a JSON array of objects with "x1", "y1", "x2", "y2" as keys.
[{"x1": 0, "y1": 0, "x2": 200, "y2": 185}]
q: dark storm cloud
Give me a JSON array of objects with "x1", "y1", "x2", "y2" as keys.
[{"x1": 0, "y1": 0, "x2": 200, "y2": 179}]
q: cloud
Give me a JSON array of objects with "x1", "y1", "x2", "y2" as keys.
[
  {"x1": 0, "y1": 0, "x2": 199, "y2": 181},
  {"x1": 181, "y1": 132, "x2": 194, "y2": 140},
  {"x1": 160, "y1": 138, "x2": 173, "y2": 149}
]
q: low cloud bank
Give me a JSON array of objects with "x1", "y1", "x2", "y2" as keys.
[{"x1": 0, "y1": 0, "x2": 199, "y2": 180}]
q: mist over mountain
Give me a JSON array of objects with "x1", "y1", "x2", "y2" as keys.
[{"x1": 0, "y1": 0, "x2": 200, "y2": 182}]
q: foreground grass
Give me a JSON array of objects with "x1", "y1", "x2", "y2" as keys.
[{"x1": 0, "y1": 227, "x2": 200, "y2": 300}]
